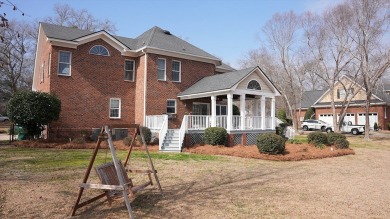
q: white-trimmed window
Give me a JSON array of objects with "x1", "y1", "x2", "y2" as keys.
[
  {"x1": 109, "y1": 98, "x2": 121, "y2": 118},
  {"x1": 337, "y1": 88, "x2": 354, "y2": 99},
  {"x1": 172, "y1": 60, "x2": 181, "y2": 82},
  {"x1": 58, "y1": 51, "x2": 71, "y2": 76},
  {"x1": 157, "y1": 58, "x2": 166, "y2": 81},
  {"x1": 124, "y1": 60, "x2": 135, "y2": 81},
  {"x1": 167, "y1": 99, "x2": 176, "y2": 114},
  {"x1": 41, "y1": 61, "x2": 45, "y2": 82},
  {"x1": 247, "y1": 80, "x2": 261, "y2": 90},
  {"x1": 48, "y1": 53, "x2": 51, "y2": 76},
  {"x1": 89, "y1": 45, "x2": 110, "y2": 56},
  {"x1": 216, "y1": 105, "x2": 227, "y2": 115}
]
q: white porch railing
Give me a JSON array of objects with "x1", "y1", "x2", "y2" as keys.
[
  {"x1": 185, "y1": 115, "x2": 275, "y2": 130},
  {"x1": 158, "y1": 115, "x2": 168, "y2": 150},
  {"x1": 245, "y1": 116, "x2": 262, "y2": 129},
  {"x1": 145, "y1": 115, "x2": 166, "y2": 131},
  {"x1": 178, "y1": 115, "x2": 187, "y2": 149},
  {"x1": 187, "y1": 115, "x2": 211, "y2": 130}
]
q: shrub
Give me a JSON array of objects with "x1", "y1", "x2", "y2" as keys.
[
  {"x1": 307, "y1": 132, "x2": 328, "y2": 147},
  {"x1": 304, "y1": 107, "x2": 315, "y2": 120},
  {"x1": 123, "y1": 136, "x2": 133, "y2": 146},
  {"x1": 334, "y1": 138, "x2": 349, "y2": 149},
  {"x1": 137, "y1": 126, "x2": 152, "y2": 144},
  {"x1": 204, "y1": 127, "x2": 227, "y2": 145},
  {"x1": 374, "y1": 122, "x2": 378, "y2": 131},
  {"x1": 276, "y1": 123, "x2": 287, "y2": 138},
  {"x1": 7, "y1": 91, "x2": 61, "y2": 139},
  {"x1": 327, "y1": 132, "x2": 346, "y2": 145},
  {"x1": 276, "y1": 109, "x2": 288, "y2": 124},
  {"x1": 388, "y1": 123, "x2": 390, "y2": 131},
  {"x1": 256, "y1": 133, "x2": 285, "y2": 154}
]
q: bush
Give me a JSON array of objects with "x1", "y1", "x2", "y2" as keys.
[
  {"x1": 327, "y1": 132, "x2": 346, "y2": 145},
  {"x1": 276, "y1": 109, "x2": 288, "y2": 124},
  {"x1": 137, "y1": 126, "x2": 152, "y2": 144},
  {"x1": 334, "y1": 138, "x2": 349, "y2": 149},
  {"x1": 123, "y1": 136, "x2": 133, "y2": 146},
  {"x1": 256, "y1": 133, "x2": 285, "y2": 154},
  {"x1": 388, "y1": 123, "x2": 390, "y2": 131},
  {"x1": 276, "y1": 123, "x2": 287, "y2": 138},
  {"x1": 374, "y1": 122, "x2": 378, "y2": 131},
  {"x1": 7, "y1": 91, "x2": 61, "y2": 139},
  {"x1": 72, "y1": 137, "x2": 85, "y2": 144},
  {"x1": 304, "y1": 107, "x2": 315, "y2": 120},
  {"x1": 204, "y1": 127, "x2": 227, "y2": 145},
  {"x1": 307, "y1": 132, "x2": 328, "y2": 147}
]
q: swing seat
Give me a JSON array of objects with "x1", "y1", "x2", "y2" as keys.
[{"x1": 95, "y1": 160, "x2": 152, "y2": 199}]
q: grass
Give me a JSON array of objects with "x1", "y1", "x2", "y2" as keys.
[{"x1": 0, "y1": 147, "x2": 221, "y2": 172}]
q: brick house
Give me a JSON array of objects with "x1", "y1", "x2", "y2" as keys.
[
  {"x1": 32, "y1": 23, "x2": 280, "y2": 151},
  {"x1": 298, "y1": 76, "x2": 390, "y2": 130}
]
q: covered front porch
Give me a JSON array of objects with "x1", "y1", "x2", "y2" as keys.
[{"x1": 145, "y1": 66, "x2": 281, "y2": 151}]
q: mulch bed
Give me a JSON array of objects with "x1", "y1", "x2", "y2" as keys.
[
  {"x1": 184, "y1": 143, "x2": 355, "y2": 161},
  {"x1": 12, "y1": 140, "x2": 354, "y2": 161}
]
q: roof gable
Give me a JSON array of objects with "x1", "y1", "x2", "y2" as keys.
[{"x1": 178, "y1": 66, "x2": 280, "y2": 98}]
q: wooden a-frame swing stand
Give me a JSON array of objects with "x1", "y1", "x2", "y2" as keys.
[{"x1": 70, "y1": 124, "x2": 163, "y2": 219}]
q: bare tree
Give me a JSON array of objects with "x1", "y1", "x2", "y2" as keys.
[
  {"x1": 262, "y1": 11, "x2": 307, "y2": 131},
  {"x1": 43, "y1": 3, "x2": 117, "y2": 33},
  {"x1": 301, "y1": 5, "x2": 357, "y2": 132},
  {"x1": 0, "y1": 20, "x2": 34, "y2": 102},
  {"x1": 348, "y1": 0, "x2": 390, "y2": 139}
]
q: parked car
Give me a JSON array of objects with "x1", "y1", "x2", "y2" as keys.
[
  {"x1": 325, "y1": 121, "x2": 365, "y2": 135},
  {"x1": 0, "y1": 114, "x2": 9, "y2": 122},
  {"x1": 301, "y1": 119, "x2": 331, "y2": 132}
]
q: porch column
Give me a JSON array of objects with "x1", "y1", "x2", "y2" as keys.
[
  {"x1": 211, "y1": 95, "x2": 216, "y2": 127},
  {"x1": 271, "y1": 97, "x2": 275, "y2": 128},
  {"x1": 261, "y1": 96, "x2": 266, "y2": 130},
  {"x1": 227, "y1": 93, "x2": 233, "y2": 131},
  {"x1": 240, "y1": 94, "x2": 246, "y2": 130}
]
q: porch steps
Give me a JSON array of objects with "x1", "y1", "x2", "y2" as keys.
[{"x1": 160, "y1": 129, "x2": 182, "y2": 152}]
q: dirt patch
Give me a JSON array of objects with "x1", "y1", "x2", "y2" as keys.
[{"x1": 184, "y1": 143, "x2": 354, "y2": 161}]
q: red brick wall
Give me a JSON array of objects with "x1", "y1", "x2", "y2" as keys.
[
  {"x1": 34, "y1": 28, "x2": 52, "y2": 92},
  {"x1": 315, "y1": 105, "x2": 387, "y2": 128},
  {"x1": 145, "y1": 54, "x2": 215, "y2": 128},
  {"x1": 48, "y1": 39, "x2": 137, "y2": 130}
]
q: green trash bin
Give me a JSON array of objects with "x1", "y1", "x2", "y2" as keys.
[{"x1": 16, "y1": 126, "x2": 25, "y2": 140}]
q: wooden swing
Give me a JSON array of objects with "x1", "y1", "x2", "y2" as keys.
[{"x1": 70, "y1": 124, "x2": 163, "y2": 219}]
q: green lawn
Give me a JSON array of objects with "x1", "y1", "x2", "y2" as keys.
[{"x1": 0, "y1": 147, "x2": 221, "y2": 173}]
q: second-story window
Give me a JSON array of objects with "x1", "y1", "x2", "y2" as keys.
[
  {"x1": 89, "y1": 45, "x2": 110, "y2": 56},
  {"x1": 157, "y1": 58, "x2": 166, "y2": 81},
  {"x1": 58, "y1": 51, "x2": 71, "y2": 76},
  {"x1": 172, "y1": 60, "x2": 181, "y2": 82},
  {"x1": 124, "y1": 60, "x2": 135, "y2": 81}
]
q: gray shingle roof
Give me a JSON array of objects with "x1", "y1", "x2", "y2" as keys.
[
  {"x1": 41, "y1": 23, "x2": 220, "y2": 61},
  {"x1": 178, "y1": 67, "x2": 257, "y2": 96},
  {"x1": 301, "y1": 90, "x2": 327, "y2": 108}
]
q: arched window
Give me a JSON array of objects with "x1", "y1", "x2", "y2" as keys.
[
  {"x1": 247, "y1": 80, "x2": 261, "y2": 90},
  {"x1": 89, "y1": 45, "x2": 110, "y2": 56}
]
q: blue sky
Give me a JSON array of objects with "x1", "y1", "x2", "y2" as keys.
[{"x1": 6, "y1": 0, "x2": 341, "y2": 68}]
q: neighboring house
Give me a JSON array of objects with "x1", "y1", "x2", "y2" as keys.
[
  {"x1": 298, "y1": 76, "x2": 390, "y2": 130},
  {"x1": 32, "y1": 23, "x2": 280, "y2": 151}
]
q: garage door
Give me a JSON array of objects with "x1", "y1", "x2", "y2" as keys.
[
  {"x1": 319, "y1": 114, "x2": 334, "y2": 125},
  {"x1": 357, "y1": 113, "x2": 378, "y2": 128}
]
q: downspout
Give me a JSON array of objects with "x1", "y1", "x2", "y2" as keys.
[{"x1": 142, "y1": 49, "x2": 147, "y2": 126}]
